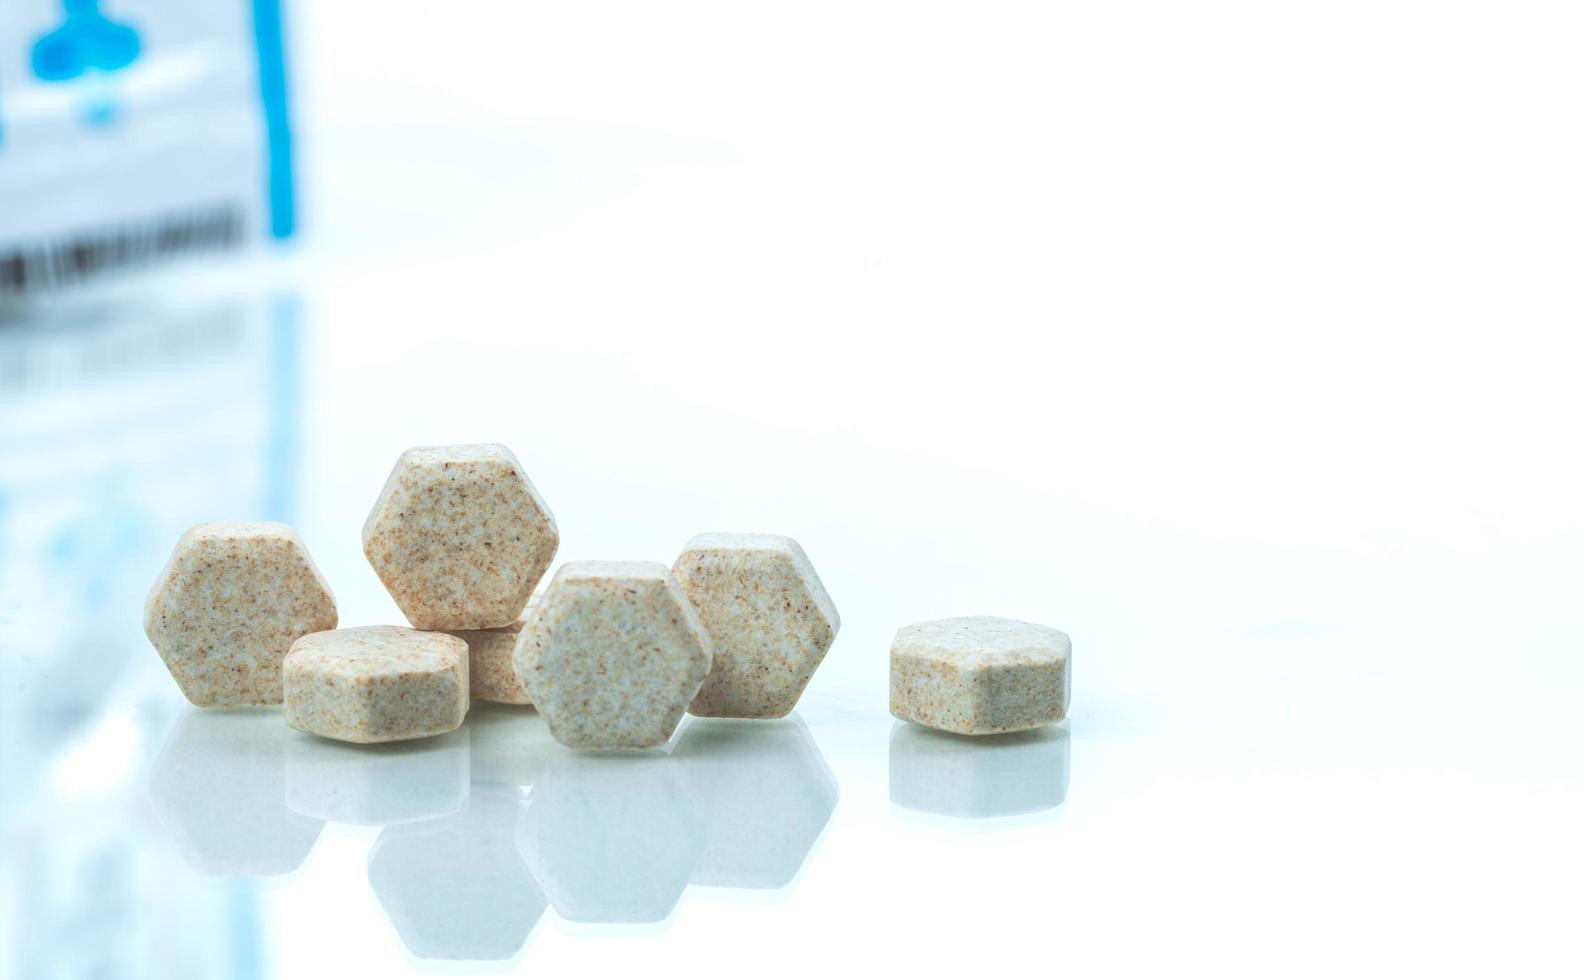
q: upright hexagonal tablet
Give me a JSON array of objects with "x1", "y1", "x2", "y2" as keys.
[
  {"x1": 144, "y1": 522, "x2": 338, "y2": 707},
  {"x1": 890, "y1": 616, "x2": 1071, "y2": 736},
  {"x1": 284, "y1": 626, "x2": 469, "y2": 744},
  {"x1": 672, "y1": 533, "x2": 840, "y2": 718},
  {"x1": 513, "y1": 561, "x2": 712, "y2": 749},
  {"x1": 363, "y1": 444, "x2": 558, "y2": 630}
]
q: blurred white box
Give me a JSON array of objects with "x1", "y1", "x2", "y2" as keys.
[{"x1": 0, "y1": 0, "x2": 294, "y2": 293}]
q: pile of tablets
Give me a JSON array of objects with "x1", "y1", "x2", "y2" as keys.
[{"x1": 144, "y1": 443, "x2": 1069, "y2": 749}]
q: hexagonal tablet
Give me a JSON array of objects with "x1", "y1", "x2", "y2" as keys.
[
  {"x1": 513, "y1": 561, "x2": 712, "y2": 749},
  {"x1": 284, "y1": 626, "x2": 469, "y2": 744},
  {"x1": 672, "y1": 533, "x2": 840, "y2": 718},
  {"x1": 890, "y1": 616, "x2": 1071, "y2": 736},
  {"x1": 363, "y1": 444, "x2": 558, "y2": 630},
  {"x1": 442, "y1": 599, "x2": 534, "y2": 705},
  {"x1": 144, "y1": 522, "x2": 338, "y2": 707}
]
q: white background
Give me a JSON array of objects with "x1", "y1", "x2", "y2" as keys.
[{"x1": 4, "y1": 1, "x2": 1583, "y2": 977}]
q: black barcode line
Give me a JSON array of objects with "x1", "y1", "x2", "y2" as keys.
[{"x1": 0, "y1": 204, "x2": 247, "y2": 293}]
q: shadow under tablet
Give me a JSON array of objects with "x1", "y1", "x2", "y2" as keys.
[{"x1": 888, "y1": 721, "x2": 1070, "y2": 819}]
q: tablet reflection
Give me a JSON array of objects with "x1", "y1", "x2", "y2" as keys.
[
  {"x1": 148, "y1": 709, "x2": 324, "y2": 875},
  {"x1": 676, "y1": 716, "x2": 837, "y2": 889},
  {"x1": 889, "y1": 722, "x2": 1070, "y2": 819},
  {"x1": 285, "y1": 727, "x2": 470, "y2": 826},
  {"x1": 465, "y1": 702, "x2": 553, "y2": 789},
  {"x1": 515, "y1": 747, "x2": 703, "y2": 924},
  {"x1": 367, "y1": 786, "x2": 547, "y2": 961}
]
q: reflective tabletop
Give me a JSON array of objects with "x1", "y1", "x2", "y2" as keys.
[{"x1": 4, "y1": 63, "x2": 1582, "y2": 973}]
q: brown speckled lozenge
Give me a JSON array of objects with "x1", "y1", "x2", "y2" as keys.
[
  {"x1": 144, "y1": 522, "x2": 339, "y2": 707},
  {"x1": 890, "y1": 616, "x2": 1071, "y2": 736},
  {"x1": 284, "y1": 626, "x2": 469, "y2": 744},
  {"x1": 672, "y1": 533, "x2": 839, "y2": 718},
  {"x1": 443, "y1": 598, "x2": 534, "y2": 705},
  {"x1": 512, "y1": 561, "x2": 712, "y2": 749},
  {"x1": 363, "y1": 444, "x2": 558, "y2": 631}
]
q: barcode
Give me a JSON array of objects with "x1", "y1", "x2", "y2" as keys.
[{"x1": 0, "y1": 204, "x2": 247, "y2": 293}]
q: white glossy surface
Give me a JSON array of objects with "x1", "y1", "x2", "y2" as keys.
[{"x1": 3, "y1": 1, "x2": 1582, "y2": 976}]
